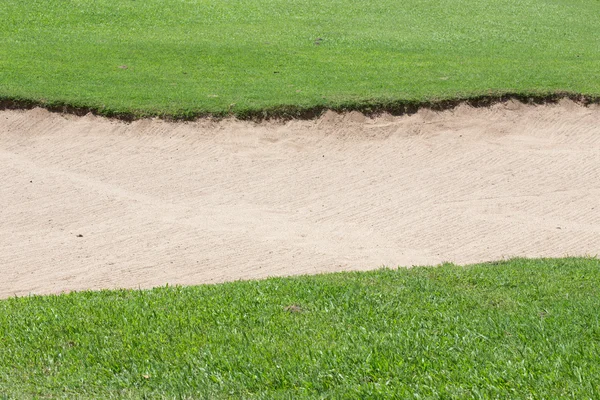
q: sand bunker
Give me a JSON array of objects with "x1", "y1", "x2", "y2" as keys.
[{"x1": 1, "y1": 100, "x2": 599, "y2": 297}]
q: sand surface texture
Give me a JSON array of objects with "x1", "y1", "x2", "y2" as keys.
[{"x1": 1, "y1": 100, "x2": 599, "y2": 297}]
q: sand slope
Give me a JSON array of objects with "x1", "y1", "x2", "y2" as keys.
[{"x1": 1, "y1": 100, "x2": 599, "y2": 297}]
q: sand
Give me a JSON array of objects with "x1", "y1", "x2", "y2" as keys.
[{"x1": 1, "y1": 100, "x2": 599, "y2": 298}]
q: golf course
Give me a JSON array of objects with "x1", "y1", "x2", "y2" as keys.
[{"x1": 1, "y1": 0, "x2": 600, "y2": 397}]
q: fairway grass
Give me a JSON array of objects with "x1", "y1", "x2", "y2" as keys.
[
  {"x1": 1, "y1": 258, "x2": 599, "y2": 398},
  {"x1": 2, "y1": 0, "x2": 600, "y2": 118}
]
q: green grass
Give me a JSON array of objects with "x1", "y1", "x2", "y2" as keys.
[
  {"x1": 2, "y1": 0, "x2": 600, "y2": 118},
  {"x1": 1, "y1": 258, "x2": 599, "y2": 398}
]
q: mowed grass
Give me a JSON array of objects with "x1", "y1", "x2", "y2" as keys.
[
  {"x1": 2, "y1": 0, "x2": 600, "y2": 118},
  {"x1": 1, "y1": 258, "x2": 599, "y2": 398}
]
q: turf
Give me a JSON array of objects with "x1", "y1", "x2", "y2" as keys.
[
  {"x1": 2, "y1": 0, "x2": 600, "y2": 118},
  {"x1": 1, "y1": 258, "x2": 599, "y2": 398}
]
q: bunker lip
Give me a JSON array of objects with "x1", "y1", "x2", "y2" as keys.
[
  {"x1": 1, "y1": 100, "x2": 599, "y2": 298},
  {"x1": 1, "y1": 92, "x2": 599, "y2": 122}
]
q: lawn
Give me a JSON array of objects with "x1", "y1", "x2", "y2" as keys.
[
  {"x1": 1, "y1": 258, "x2": 599, "y2": 398},
  {"x1": 2, "y1": 0, "x2": 600, "y2": 118}
]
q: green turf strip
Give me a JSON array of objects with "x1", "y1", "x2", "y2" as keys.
[
  {"x1": 2, "y1": 0, "x2": 600, "y2": 118},
  {"x1": 1, "y1": 258, "x2": 599, "y2": 398}
]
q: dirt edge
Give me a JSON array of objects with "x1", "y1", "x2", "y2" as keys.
[{"x1": 1, "y1": 92, "x2": 599, "y2": 122}]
